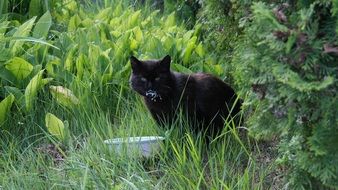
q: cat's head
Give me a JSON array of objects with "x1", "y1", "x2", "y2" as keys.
[{"x1": 129, "y1": 55, "x2": 172, "y2": 102}]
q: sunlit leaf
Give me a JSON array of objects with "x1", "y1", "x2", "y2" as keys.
[
  {"x1": 1, "y1": 36, "x2": 60, "y2": 50},
  {"x1": 65, "y1": 1, "x2": 77, "y2": 12},
  {"x1": 75, "y1": 54, "x2": 86, "y2": 78},
  {"x1": 68, "y1": 14, "x2": 81, "y2": 32},
  {"x1": 33, "y1": 11, "x2": 52, "y2": 39},
  {"x1": 162, "y1": 36, "x2": 174, "y2": 51},
  {"x1": 9, "y1": 16, "x2": 37, "y2": 55},
  {"x1": 128, "y1": 10, "x2": 141, "y2": 28},
  {"x1": 111, "y1": 30, "x2": 121, "y2": 38},
  {"x1": 133, "y1": 26, "x2": 143, "y2": 42},
  {"x1": 46, "y1": 59, "x2": 61, "y2": 77},
  {"x1": 130, "y1": 37, "x2": 138, "y2": 50},
  {"x1": 195, "y1": 43, "x2": 205, "y2": 57},
  {"x1": 0, "y1": 94, "x2": 15, "y2": 124},
  {"x1": 25, "y1": 70, "x2": 53, "y2": 111},
  {"x1": 5, "y1": 57, "x2": 33, "y2": 80},
  {"x1": 45, "y1": 113, "x2": 65, "y2": 140},
  {"x1": 81, "y1": 18, "x2": 92, "y2": 27},
  {"x1": 182, "y1": 36, "x2": 197, "y2": 65},
  {"x1": 164, "y1": 12, "x2": 176, "y2": 29},
  {"x1": 95, "y1": 7, "x2": 112, "y2": 21},
  {"x1": 183, "y1": 30, "x2": 194, "y2": 42},
  {"x1": 49, "y1": 85, "x2": 79, "y2": 108},
  {"x1": 64, "y1": 45, "x2": 78, "y2": 71}
]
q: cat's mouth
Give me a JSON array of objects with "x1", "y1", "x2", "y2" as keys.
[{"x1": 145, "y1": 90, "x2": 162, "y2": 102}]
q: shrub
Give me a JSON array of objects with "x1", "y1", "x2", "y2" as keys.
[{"x1": 232, "y1": 1, "x2": 338, "y2": 188}]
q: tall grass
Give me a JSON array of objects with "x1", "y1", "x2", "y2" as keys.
[{"x1": 0, "y1": 92, "x2": 275, "y2": 189}]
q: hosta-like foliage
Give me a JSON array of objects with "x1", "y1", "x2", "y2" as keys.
[
  {"x1": 0, "y1": 1, "x2": 222, "y2": 133},
  {"x1": 232, "y1": 1, "x2": 338, "y2": 188}
]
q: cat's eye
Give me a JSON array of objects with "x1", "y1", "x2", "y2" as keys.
[
  {"x1": 155, "y1": 77, "x2": 160, "y2": 81},
  {"x1": 140, "y1": 77, "x2": 147, "y2": 82}
]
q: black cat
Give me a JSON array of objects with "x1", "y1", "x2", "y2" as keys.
[{"x1": 129, "y1": 55, "x2": 241, "y2": 137}]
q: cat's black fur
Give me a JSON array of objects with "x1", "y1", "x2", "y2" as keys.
[{"x1": 129, "y1": 55, "x2": 241, "y2": 137}]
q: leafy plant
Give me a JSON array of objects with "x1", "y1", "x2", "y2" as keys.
[
  {"x1": 0, "y1": 94, "x2": 14, "y2": 124},
  {"x1": 232, "y1": 1, "x2": 338, "y2": 188},
  {"x1": 45, "y1": 112, "x2": 65, "y2": 140}
]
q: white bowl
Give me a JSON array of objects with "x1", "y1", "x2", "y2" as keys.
[{"x1": 104, "y1": 136, "x2": 165, "y2": 157}]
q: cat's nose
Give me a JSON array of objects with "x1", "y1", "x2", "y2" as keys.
[{"x1": 146, "y1": 82, "x2": 152, "y2": 88}]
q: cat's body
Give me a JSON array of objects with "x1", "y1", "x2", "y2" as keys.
[{"x1": 130, "y1": 55, "x2": 241, "y2": 137}]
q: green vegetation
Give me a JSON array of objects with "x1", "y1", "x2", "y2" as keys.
[
  {"x1": 1, "y1": 0, "x2": 337, "y2": 189},
  {"x1": 194, "y1": 0, "x2": 338, "y2": 188}
]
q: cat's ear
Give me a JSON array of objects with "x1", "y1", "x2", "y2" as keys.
[
  {"x1": 130, "y1": 56, "x2": 142, "y2": 72},
  {"x1": 160, "y1": 55, "x2": 171, "y2": 71}
]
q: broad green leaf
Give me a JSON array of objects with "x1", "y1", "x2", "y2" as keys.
[
  {"x1": 81, "y1": 18, "x2": 92, "y2": 28},
  {"x1": 25, "y1": 70, "x2": 52, "y2": 111},
  {"x1": 111, "y1": 30, "x2": 121, "y2": 38},
  {"x1": 1, "y1": 36, "x2": 60, "y2": 50},
  {"x1": 175, "y1": 38, "x2": 183, "y2": 51},
  {"x1": 193, "y1": 24, "x2": 202, "y2": 37},
  {"x1": 49, "y1": 85, "x2": 79, "y2": 108},
  {"x1": 45, "y1": 59, "x2": 61, "y2": 77},
  {"x1": 164, "y1": 12, "x2": 176, "y2": 29},
  {"x1": 182, "y1": 36, "x2": 197, "y2": 65},
  {"x1": 195, "y1": 43, "x2": 205, "y2": 57},
  {"x1": 162, "y1": 36, "x2": 174, "y2": 51},
  {"x1": 64, "y1": 45, "x2": 78, "y2": 71},
  {"x1": 95, "y1": 7, "x2": 112, "y2": 21},
  {"x1": 33, "y1": 11, "x2": 52, "y2": 39},
  {"x1": 211, "y1": 64, "x2": 224, "y2": 76},
  {"x1": 128, "y1": 10, "x2": 141, "y2": 28},
  {"x1": 133, "y1": 26, "x2": 143, "y2": 42},
  {"x1": 113, "y1": 2, "x2": 123, "y2": 17},
  {"x1": 29, "y1": 0, "x2": 42, "y2": 18},
  {"x1": 5, "y1": 57, "x2": 33, "y2": 80},
  {"x1": 0, "y1": 94, "x2": 15, "y2": 124},
  {"x1": 45, "y1": 113, "x2": 64, "y2": 140},
  {"x1": 109, "y1": 17, "x2": 121, "y2": 28},
  {"x1": 65, "y1": 1, "x2": 77, "y2": 12},
  {"x1": 75, "y1": 54, "x2": 86, "y2": 78},
  {"x1": 4, "y1": 86, "x2": 25, "y2": 109},
  {"x1": 101, "y1": 73, "x2": 112, "y2": 84},
  {"x1": 9, "y1": 16, "x2": 37, "y2": 55},
  {"x1": 68, "y1": 14, "x2": 81, "y2": 32},
  {"x1": 130, "y1": 37, "x2": 138, "y2": 50},
  {"x1": 183, "y1": 30, "x2": 194, "y2": 43}
]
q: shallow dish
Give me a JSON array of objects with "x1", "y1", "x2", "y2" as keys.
[{"x1": 104, "y1": 136, "x2": 165, "y2": 157}]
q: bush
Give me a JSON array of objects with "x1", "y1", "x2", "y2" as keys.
[{"x1": 232, "y1": 1, "x2": 338, "y2": 188}]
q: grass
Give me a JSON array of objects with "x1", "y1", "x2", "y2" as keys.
[{"x1": 0, "y1": 88, "x2": 276, "y2": 189}]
